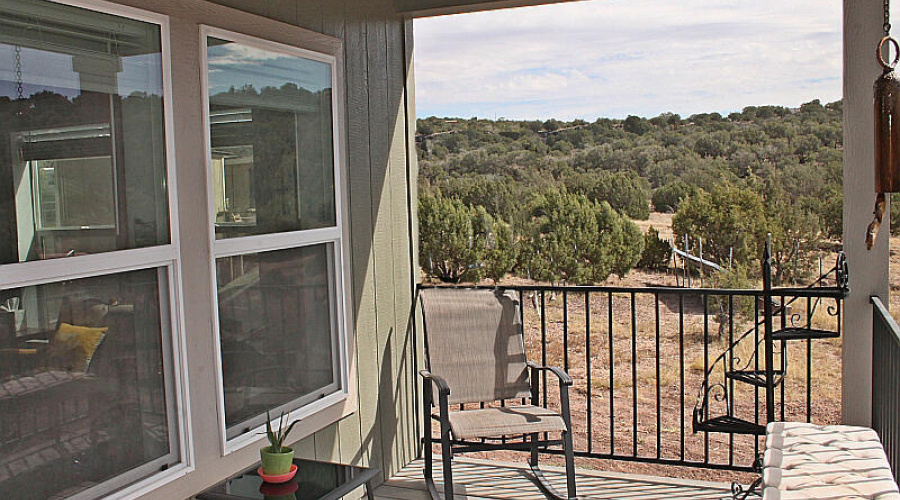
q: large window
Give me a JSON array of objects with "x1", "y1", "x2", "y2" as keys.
[
  {"x1": 202, "y1": 29, "x2": 347, "y2": 444},
  {"x1": 0, "y1": 1, "x2": 182, "y2": 498}
]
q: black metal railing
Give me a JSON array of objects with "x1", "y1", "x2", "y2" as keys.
[
  {"x1": 418, "y1": 259, "x2": 846, "y2": 472},
  {"x1": 872, "y1": 296, "x2": 900, "y2": 483}
]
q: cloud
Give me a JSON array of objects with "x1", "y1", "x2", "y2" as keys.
[
  {"x1": 414, "y1": 0, "x2": 843, "y2": 120},
  {"x1": 207, "y1": 43, "x2": 332, "y2": 95}
]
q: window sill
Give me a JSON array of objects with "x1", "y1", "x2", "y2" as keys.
[
  {"x1": 222, "y1": 390, "x2": 355, "y2": 456},
  {"x1": 103, "y1": 463, "x2": 194, "y2": 500}
]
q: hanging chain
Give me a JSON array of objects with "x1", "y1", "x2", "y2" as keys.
[
  {"x1": 886, "y1": 0, "x2": 892, "y2": 36},
  {"x1": 14, "y1": 46, "x2": 23, "y2": 101},
  {"x1": 14, "y1": 45, "x2": 26, "y2": 117}
]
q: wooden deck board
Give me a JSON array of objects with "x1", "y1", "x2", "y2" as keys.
[{"x1": 374, "y1": 458, "x2": 733, "y2": 500}]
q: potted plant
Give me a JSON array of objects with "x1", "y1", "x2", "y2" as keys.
[{"x1": 260, "y1": 410, "x2": 300, "y2": 476}]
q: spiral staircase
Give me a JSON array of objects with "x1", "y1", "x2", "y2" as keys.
[{"x1": 692, "y1": 240, "x2": 849, "y2": 437}]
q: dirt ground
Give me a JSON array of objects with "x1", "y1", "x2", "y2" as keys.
[
  {"x1": 428, "y1": 212, "x2": 850, "y2": 485},
  {"x1": 890, "y1": 236, "x2": 900, "y2": 315},
  {"x1": 632, "y1": 212, "x2": 676, "y2": 242}
]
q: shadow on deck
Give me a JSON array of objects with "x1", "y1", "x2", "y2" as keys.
[{"x1": 375, "y1": 458, "x2": 733, "y2": 500}]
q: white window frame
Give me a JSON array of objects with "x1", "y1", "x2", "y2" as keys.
[
  {"x1": 0, "y1": 0, "x2": 193, "y2": 498},
  {"x1": 199, "y1": 25, "x2": 351, "y2": 455}
]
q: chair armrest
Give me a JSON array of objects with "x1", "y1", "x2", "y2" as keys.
[
  {"x1": 526, "y1": 361, "x2": 573, "y2": 386},
  {"x1": 419, "y1": 369, "x2": 451, "y2": 397}
]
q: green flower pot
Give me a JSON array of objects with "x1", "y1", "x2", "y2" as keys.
[{"x1": 260, "y1": 445, "x2": 294, "y2": 475}]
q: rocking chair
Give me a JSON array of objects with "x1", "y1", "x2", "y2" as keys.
[{"x1": 419, "y1": 287, "x2": 578, "y2": 500}]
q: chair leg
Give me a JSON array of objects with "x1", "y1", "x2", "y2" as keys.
[
  {"x1": 423, "y1": 386, "x2": 441, "y2": 500},
  {"x1": 440, "y1": 415, "x2": 454, "y2": 500},
  {"x1": 562, "y1": 429, "x2": 577, "y2": 500},
  {"x1": 529, "y1": 432, "x2": 539, "y2": 467},
  {"x1": 424, "y1": 420, "x2": 438, "y2": 500}
]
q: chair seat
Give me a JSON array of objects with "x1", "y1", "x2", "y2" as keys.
[{"x1": 447, "y1": 405, "x2": 567, "y2": 440}]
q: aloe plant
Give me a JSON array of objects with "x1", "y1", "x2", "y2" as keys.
[{"x1": 265, "y1": 410, "x2": 300, "y2": 453}]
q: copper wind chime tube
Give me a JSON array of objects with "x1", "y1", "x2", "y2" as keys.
[{"x1": 869, "y1": 0, "x2": 900, "y2": 249}]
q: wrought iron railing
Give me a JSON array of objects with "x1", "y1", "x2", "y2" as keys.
[
  {"x1": 872, "y1": 296, "x2": 900, "y2": 483},
  {"x1": 417, "y1": 255, "x2": 847, "y2": 472}
]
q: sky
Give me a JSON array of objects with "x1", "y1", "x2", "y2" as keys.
[{"x1": 413, "y1": 0, "x2": 844, "y2": 120}]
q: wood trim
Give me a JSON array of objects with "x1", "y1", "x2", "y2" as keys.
[
  {"x1": 103, "y1": 0, "x2": 341, "y2": 53},
  {"x1": 395, "y1": 0, "x2": 578, "y2": 18}
]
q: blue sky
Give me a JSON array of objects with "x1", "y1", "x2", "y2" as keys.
[{"x1": 413, "y1": 0, "x2": 844, "y2": 120}]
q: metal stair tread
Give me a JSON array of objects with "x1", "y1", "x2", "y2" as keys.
[
  {"x1": 694, "y1": 415, "x2": 766, "y2": 436},
  {"x1": 725, "y1": 369, "x2": 785, "y2": 387},
  {"x1": 771, "y1": 328, "x2": 840, "y2": 341}
]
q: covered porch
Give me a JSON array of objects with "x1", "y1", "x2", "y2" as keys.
[{"x1": 0, "y1": 0, "x2": 897, "y2": 498}]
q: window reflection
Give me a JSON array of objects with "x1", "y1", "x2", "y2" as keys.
[
  {"x1": 216, "y1": 244, "x2": 338, "y2": 436},
  {"x1": 0, "y1": 270, "x2": 176, "y2": 500},
  {"x1": 207, "y1": 37, "x2": 336, "y2": 239},
  {"x1": 0, "y1": 0, "x2": 170, "y2": 265},
  {"x1": 31, "y1": 156, "x2": 116, "y2": 231}
]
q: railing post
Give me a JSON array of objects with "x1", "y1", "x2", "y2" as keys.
[{"x1": 763, "y1": 237, "x2": 776, "y2": 424}]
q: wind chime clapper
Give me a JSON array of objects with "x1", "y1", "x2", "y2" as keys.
[{"x1": 869, "y1": 33, "x2": 900, "y2": 250}]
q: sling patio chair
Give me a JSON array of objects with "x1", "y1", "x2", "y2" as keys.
[{"x1": 418, "y1": 287, "x2": 579, "y2": 500}]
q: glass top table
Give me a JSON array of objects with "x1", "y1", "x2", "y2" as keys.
[{"x1": 194, "y1": 458, "x2": 379, "y2": 500}]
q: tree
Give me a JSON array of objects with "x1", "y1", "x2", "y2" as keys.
[
  {"x1": 521, "y1": 190, "x2": 642, "y2": 283},
  {"x1": 418, "y1": 193, "x2": 517, "y2": 283},
  {"x1": 566, "y1": 170, "x2": 651, "y2": 220},
  {"x1": 597, "y1": 200, "x2": 645, "y2": 277},
  {"x1": 890, "y1": 193, "x2": 900, "y2": 235},
  {"x1": 764, "y1": 185, "x2": 823, "y2": 284},
  {"x1": 805, "y1": 185, "x2": 842, "y2": 240},
  {"x1": 479, "y1": 210, "x2": 518, "y2": 283},
  {"x1": 418, "y1": 194, "x2": 478, "y2": 282},
  {"x1": 638, "y1": 227, "x2": 671, "y2": 270},
  {"x1": 672, "y1": 184, "x2": 768, "y2": 266},
  {"x1": 623, "y1": 115, "x2": 651, "y2": 135},
  {"x1": 652, "y1": 180, "x2": 700, "y2": 212},
  {"x1": 693, "y1": 135, "x2": 726, "y2": 158}
]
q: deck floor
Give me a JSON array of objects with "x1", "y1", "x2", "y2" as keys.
[{"x1": 375, "y1": 458, "x2": 734, "y2": 500}]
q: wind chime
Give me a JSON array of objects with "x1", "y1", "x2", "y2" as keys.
[{"x1": 869, "y1": 0, "x2": 900, "y2": 249}]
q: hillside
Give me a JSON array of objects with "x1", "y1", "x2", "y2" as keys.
[
  {"x1": 417, "y1": 102, "x2": 853, "y2": 288},
  {"x1": 418, "y1": 101, "x2": 843, "y2": 234}
]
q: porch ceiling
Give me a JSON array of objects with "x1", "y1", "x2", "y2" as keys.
[{"x1": 395, "y1": 0, "x2": 580, "y2": 17}]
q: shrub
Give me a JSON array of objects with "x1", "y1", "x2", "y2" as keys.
[
  {"x1": 708, "y1": 264, "x2": 757, "y2": 335},
  {"x1": 418, "y1": 193, "x2": 517, "y2": 283},
  {"x1": 652, "y1": 180, "x2": 699, "y2": 212},
  {"x1": 638, "y1": 227, "x2": 671, "y2": 270},
  {"x1": 521, "y1": 190, "x2": 642, "y2": 283},
  {"x1": 567, "y1": 170, "x2": 651, "y2": 220},
  {"x1": 672, "y1": 184, "x2": 768, "y2": 266}
]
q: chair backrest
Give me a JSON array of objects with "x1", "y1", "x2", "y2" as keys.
[{"x1": 420, "y1": 287, "x2": 530, "y2": 406}]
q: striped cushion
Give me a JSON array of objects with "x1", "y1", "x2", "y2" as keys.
[{"x1": 762, "y1": 422, "x2": 900, "y2": 500}]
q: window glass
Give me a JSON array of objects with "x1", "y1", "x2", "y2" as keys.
[
  {"x1": 0, "y1": 269, "x2": 178, "y2": 500},
  {"x1": 216, "y1": 244, "x2": 338, "y2": 436},
  {"x1": 33, "y1": 157, "x2": 116, "y2": 230},
  {"x1": 0, "y1": 0, "x2": 171, "y2": 264},
  {"x1": 206, "y1": 37, "x2": 336, "y2": 238}
]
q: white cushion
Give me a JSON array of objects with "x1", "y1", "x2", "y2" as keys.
[{"x1": 762, "y1": 422, "x2": 900, "y2": 500}]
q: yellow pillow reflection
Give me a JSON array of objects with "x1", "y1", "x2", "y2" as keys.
[{"x1": 53, "y1": 323, "x2": 108, "y2": 372}]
